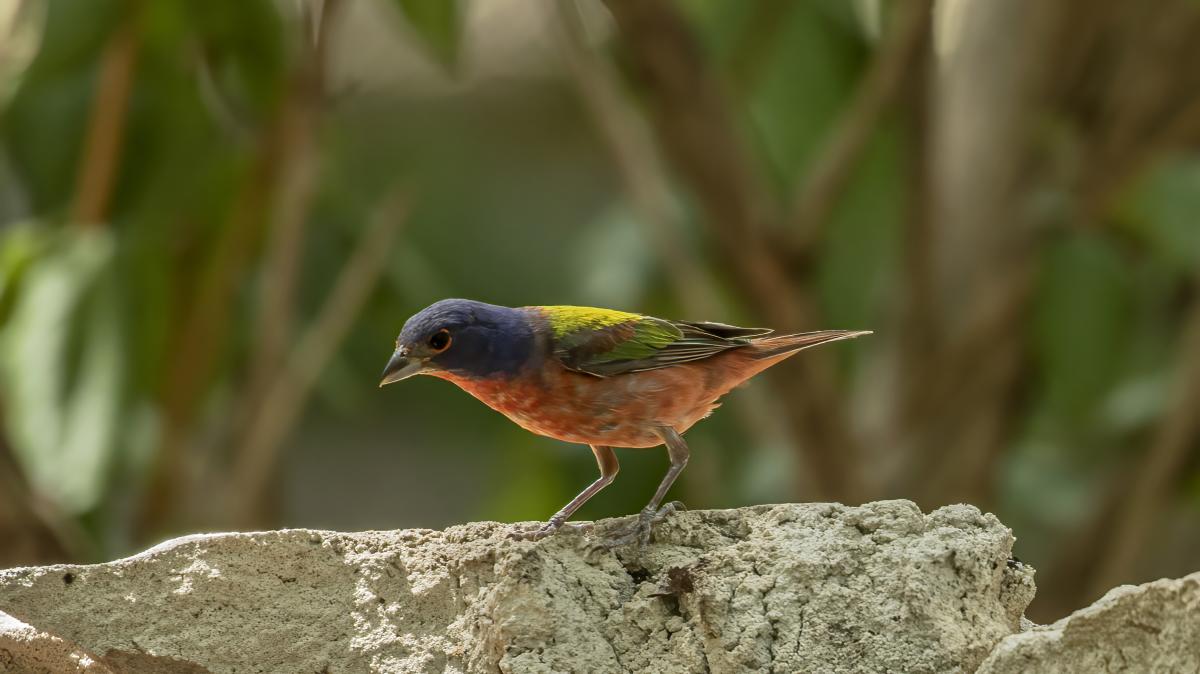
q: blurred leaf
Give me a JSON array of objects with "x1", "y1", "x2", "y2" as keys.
[
  {"x1": 815, "y1": 124, "x2": 902, "y2": 333},
  {"x1": 1032, "y1": 233, "x2": 1133, "y2": 423},
  {"x1": 1099, "y1": 371, "x2": 1169, "y2": 435},
  {"x1": 0, "y1": 221, "x2": 48, "y2": 320},
  {"x1": 0, "y1": 0, "x2": 130, "y2": 211},
  {"x1": 0, "y1": 0, "x2": 47, "y2": 107},
  {"x1": 0, "y1": 147, "x2": 32, "y2": 223},
  {"x1": 850, "y1": 0, "x2": 883, "y2": 39},
  {"x1": 743, "y1": 2, "x2": 865, "y2": 184},
  {"x1": 1, "y1": 227, "x2": 125, "y2": 514},
  {"x1": 19, "y1": 0, "x2": 120, "y2": 78},
  {"x1": 572, "y1": 204, "x2": 654, "y2": 307},
  {"x1": 183, "y1": 0, "x2": 287, "y2": 122},
  {"x1": 2, "y1": 65, "x2": 90, "y2": 213},
  {"x1": 999, "y1": 436, "x2": 1104, "y2": 546},
  {"x1": 732, "y1": 0, "x2": 903, "y2": 340},
  {"x1": 1117, "y1": 157, "x2": 1200, "y2": 273},
  {"x1": 393, "y1": 0, "x2": 462, "y2": 70}
]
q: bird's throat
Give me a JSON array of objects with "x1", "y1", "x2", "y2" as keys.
[{"x1": 429, "y1": 370, "x2": 534, "y2": 416}]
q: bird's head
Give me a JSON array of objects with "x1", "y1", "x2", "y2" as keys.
[{"x1": 379, "y1": 299, "x2": 535, "y2": 386}]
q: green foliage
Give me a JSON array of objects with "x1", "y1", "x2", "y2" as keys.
[
  {"x1": 182, "y1": 0, "x2": 286, "y2": 119},
  {"x1": 21, "y1": 0, "x2": 120, "y2": 78},
  {"x1": 743, "y1": 3, "x2": 866, "y2": 184},
  {"x1": 1033, "y1": 233, "x2": 1133, "y2": 424},
  {"x1": 0, "y1": 0, "x2": 1197, "y2": 597},
  {"x1": 1118, "y1": 157, "x2": 1200, "y2": 274},
  {"x1": 393, "y1": 0, "x2": 463, "y2": 70},
  {"x1": 0, "y1": 227, "x2": 127, "y2": 514},
  {"x1": 1, "y1": 1, "x2": 105, "y2": 212},
  {"x1": 815, "y1": 125, "x2": 903, "y2": 332}
]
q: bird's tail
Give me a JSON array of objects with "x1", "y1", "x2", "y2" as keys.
[
  {"x1": 708, "y1": 329, "x2": 871, "y2": 396},
  {"x1": 748, "y1": 330, "x2": 872, "y2": 361}
]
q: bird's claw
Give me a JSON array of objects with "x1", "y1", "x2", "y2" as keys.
[
  {"x1": 593, "y1": 501, "x2": 685, "y2": 550},
  {"x1": 510, "y1": 518, "x2": 593, "y2": 541},
  {"x1": 512, "y1": 501, "x2": 684, "y2": 548}
]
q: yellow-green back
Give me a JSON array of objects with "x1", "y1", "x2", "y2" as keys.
[{"x1": 534, "y1": 305, "x2": 643, "y2": 339}]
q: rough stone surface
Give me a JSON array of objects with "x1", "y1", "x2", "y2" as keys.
[
  {"x1": 979, "y1": 571, "x2": 1200, "y2": 674},
  {"x1": 1, "y1": 501, "x2": 1034, "y2": 673},
  {"x1": 0, "y1": 609, "x2": 111, "y2": 673}
]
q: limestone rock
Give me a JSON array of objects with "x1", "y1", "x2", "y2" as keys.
[
  {"x1": 979, "y1": 571, "x2": 1200, "y2": 674},
  {"x1": 0, "y1": 610, "x2": 111, "y2": 673},
  {"x1": 0, "y1": 501, "x2": 1033, "y2": 673}
]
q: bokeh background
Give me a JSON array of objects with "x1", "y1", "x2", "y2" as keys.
[{"x1": 1, "y1": 0, "x2": 1198, "y2": 622}]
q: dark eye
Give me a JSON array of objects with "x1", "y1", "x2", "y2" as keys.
[{"x1": 429, "y1": 329, "x2": 451, "y2": 352}]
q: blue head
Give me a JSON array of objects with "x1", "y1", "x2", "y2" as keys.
[{"x1": 380, "y1": 299, "x2": 535, "y2": 385}]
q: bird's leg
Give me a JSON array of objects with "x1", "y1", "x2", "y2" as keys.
[
  {"x1": 602, "y1": 427, "x2": 689, "y2": 548},
  {"x1": 513, "y1": 445, "x2": 619, "y2": 541}
]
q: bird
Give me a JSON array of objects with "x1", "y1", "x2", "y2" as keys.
[{"x1": 379, "y1": 299, "x2": 869, "y2": 545}]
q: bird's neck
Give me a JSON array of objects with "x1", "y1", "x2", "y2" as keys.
[{"x1": 429, "y1": 369, "x2": 543, "y2": 417}]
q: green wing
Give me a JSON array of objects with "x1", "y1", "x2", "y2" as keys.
[{"x1": 536, "y1": 306, "x2": 771, "y2": 377}]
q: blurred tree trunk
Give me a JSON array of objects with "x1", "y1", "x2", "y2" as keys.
[
  {"x1": 895, "y1": 0, "x2": 1056, "y2": 507},
  {"x1": 913, "y1": 0, "x2": 1200, "y2": 620}
]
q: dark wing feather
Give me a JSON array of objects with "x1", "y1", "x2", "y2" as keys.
[{"x1": 675, "y1": 320, "x2": 773, "y2": 339}]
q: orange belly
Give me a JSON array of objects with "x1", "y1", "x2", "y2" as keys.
[{"x1": 429, "y1": 353, "x2": 762, "y2": 448}]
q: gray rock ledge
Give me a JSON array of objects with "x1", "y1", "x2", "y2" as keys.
[
  {"x1": 978, "y1": 569, "x2": 1199, "y2": 673},
  {"x1": 0, "y1": 501, "x2": 1187, "y2": 673}
]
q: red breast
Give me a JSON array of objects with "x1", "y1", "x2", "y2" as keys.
[{"x1": 429, "y1": 347, "x2": 780, "y2": 448}]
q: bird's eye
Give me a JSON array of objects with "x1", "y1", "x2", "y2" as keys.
[{"x1": 429, "y1": 329, "x2": 451, "y2": 352}]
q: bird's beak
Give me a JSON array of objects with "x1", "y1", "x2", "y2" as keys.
[{"x1": 379, "y1": 349, "x2": 424, "y2": 387}]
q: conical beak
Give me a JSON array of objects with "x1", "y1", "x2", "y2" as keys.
[{"x1": 379, "y1": 349, "x2": 424, "y2": 387}]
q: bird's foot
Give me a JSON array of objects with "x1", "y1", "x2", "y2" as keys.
[
  {"x1": 595, "y1": 501, "x2": 685, "y2": 549},
  {"x1": 511, "y1": 516, "x2": 593, "y2": 541}
]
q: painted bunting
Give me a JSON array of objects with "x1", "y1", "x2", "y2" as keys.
[{"x1": 380, "y1": 299, "x2": 869, "y2": 545}]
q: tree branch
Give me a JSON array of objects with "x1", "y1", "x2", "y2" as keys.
[
  {"x1": 601, "y1": 0, "x2": 864, "y2": 500},
  {"x1": 1087, "y1": 281, "x2": 1200, "y2": 596},
  {"x1": 70, "y1": 8, "x2": 139, "y2": 226},
  {"x1": 228, "y1": 189, "x2": 409, "y2": 527},
  {"x1": 789, "y1": 0, "x2": 933, "y2": 254},
  {"x1": 139, "y1": 0, "x2": 344, "y2": 537},
  {"x1": 554, "y1": 0, "x2": 716, "y2": 316},
  {"x1": 223, "y1": 0, "x2": 342, "y2": 501}
]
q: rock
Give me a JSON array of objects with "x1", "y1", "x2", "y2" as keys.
[
  {"x1": 0, "y1": 609, "x2": 111, "y2": 673},
  {"x1": 0, "y1": 501, "x2": 1034, "y2": 673},
  {"x1": 979, "y1": 571, "x2": 1200, "y2": 674}
]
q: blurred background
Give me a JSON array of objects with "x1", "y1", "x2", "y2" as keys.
[{"x1": 0, "y1": 0, "x2": 1198, "y2": 622}]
